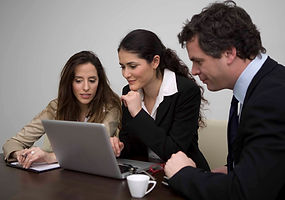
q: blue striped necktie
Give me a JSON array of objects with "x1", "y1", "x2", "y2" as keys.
[{"x1": 227, "y1": 95, "x2": 239, "y2": 172}]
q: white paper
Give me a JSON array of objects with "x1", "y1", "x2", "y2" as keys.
[{"x1": 10, "y1": 162, "x2": 60, "y2": 172}]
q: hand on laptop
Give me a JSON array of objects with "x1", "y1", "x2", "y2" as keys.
[
  {"x1": 110, "y1": 137, "x2": 124, "y2": 157},
  {"x1": 13, "y1": 147, "x2": 57, "y2": 169}
]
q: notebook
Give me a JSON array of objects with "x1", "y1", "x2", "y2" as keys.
[
  {"x1": 41, "y1": 120, "x2": 156, "y2": 179},
  {"x1": 7, "y1": 161, "x2": 60, "y2": 173}
]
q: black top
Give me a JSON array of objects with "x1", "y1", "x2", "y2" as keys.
[{"x1": 119, "y1": 75, "x2": 210, "y2": 171}]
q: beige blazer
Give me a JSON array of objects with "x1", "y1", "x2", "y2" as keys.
[{"x1": 2, "y1": 99, "x2": 121, "y2": 162}]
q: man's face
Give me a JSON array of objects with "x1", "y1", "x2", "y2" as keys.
[{"x1": 186, "y1": 36, "x2": 231, "y2": 91}]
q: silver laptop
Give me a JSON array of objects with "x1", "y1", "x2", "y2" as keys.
[{"x1": 42, "y1": 120, "x2": 155, "y2": 179}]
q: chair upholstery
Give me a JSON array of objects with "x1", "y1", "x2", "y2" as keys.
[{"x1": 198, "y1": 120, "x2": 228, "y2": 170}]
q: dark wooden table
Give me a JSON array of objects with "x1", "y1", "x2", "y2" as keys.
[{"x1": 0, "y1": 154, "x2": 184, "y2": 200}]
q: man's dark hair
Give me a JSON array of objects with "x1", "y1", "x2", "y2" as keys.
[{"x1": 178, "y1": 0, "x2": 266, "y2": 59}]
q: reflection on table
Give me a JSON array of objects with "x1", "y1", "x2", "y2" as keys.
[{"x1": 0, "y1": 154, "x2": 183, "y2": 200}]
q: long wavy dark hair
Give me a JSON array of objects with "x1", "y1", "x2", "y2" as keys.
[
  {"x1": 178, "y1": 0, "x2": 266, "y2": 59},
  {"x1": 56, "y1": 51, "x2": 122, "y2": 124},
  {"x1": 118, "y1": 29, "x2": 207, "y2": 127}
]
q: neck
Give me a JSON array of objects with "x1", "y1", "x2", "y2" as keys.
[
  {"x1": 229, "y1": 58, "x2": 252, "y2": 89},
  {"x1": 79, "y1": 104, "x2": 89, "y2": 121},
  {"x1": 143, "y1": 75, "x2": 163, "y2": 100}
]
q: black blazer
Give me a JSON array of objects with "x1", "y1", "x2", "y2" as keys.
[
  {"x1": 169, "y1": 57, "x2": 285, "y2": 200},
  {"x1": 119, "y1": 75, "x2": 209, "y2": 171}
]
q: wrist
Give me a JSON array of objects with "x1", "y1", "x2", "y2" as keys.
[
  {"x1": 12, "y1": 151, "x2": 20, "y2": 159},
  {"x1": 130, "y1": 107, "x2": 141, "y2": 117},
  {"x1": 46, "y1": 152, "x2": 57, "y2": 163}
]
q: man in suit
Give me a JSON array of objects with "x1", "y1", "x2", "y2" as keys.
[{"x1": 164, "y1": 1, "x2": 285, "y2": 199}]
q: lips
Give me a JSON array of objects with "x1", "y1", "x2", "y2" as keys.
[
  {"x1": 128, "y1": 80, "x2": 135, "y2": 85},
  {"x1": 199, "y1": 76, "x2": 207, "y2": 84},
  {"x1": 80, "y1": 94, "x2": 91, "y2": 99}
]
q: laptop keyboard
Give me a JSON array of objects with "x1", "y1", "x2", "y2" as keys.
[
  {"x1": 119, "y1": 165, "x2": 131, "y2": 173},
  {"x1": 118, "y1": 164, "x2": 137, "y2": 174}
]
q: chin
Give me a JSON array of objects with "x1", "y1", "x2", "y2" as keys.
[
  {"x1": 207, "y1": 85, "x2": 222, "y2": 92},
  {"x1": 79, "y1": 100, "x2": 91, "y2": 105},
  {"x1": 129, "y1": 85, "x2": 140, "y2": 91}
]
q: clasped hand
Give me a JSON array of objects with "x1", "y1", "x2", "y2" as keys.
[{"x1": 121, "y1": 90, "x2": 142, "y2": 117}]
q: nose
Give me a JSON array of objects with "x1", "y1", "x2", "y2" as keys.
[
  {"x1": 83, "y1": 80, "x2": 90, "y2": 91},
  {"x1": 191, "y1": 64, "x2": 200, "y2": 76},
  {"x1": 122, "y1": 67, "x2": 131, "y2": 79}
]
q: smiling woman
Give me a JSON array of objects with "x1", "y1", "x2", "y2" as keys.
[
  {"x1": 110, "y1": 29, "x2": 209, "y2": 171},
  {"x1": 2, "y1": 51, "x2": 122, "y2": 169}
]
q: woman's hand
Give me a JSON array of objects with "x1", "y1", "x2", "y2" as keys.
[
  {"x1": 121, "y1": 90, "x2": 142, "y2": 117},
  {"x1": 110, "y1": 137, "x2": 124, "y2": 157},
  {"x1": 13, "y1": 147, "x2": 57, "y2": 169}
]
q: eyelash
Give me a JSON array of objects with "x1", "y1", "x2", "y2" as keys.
[
  {"x1": 74, "y1": 79, "x2": 96, "y2": 83},
  {"x1": 193, "y1": 61, "x2": 202, "y2": 66},
  {"x1": 120, "y1": 65, "x2": 137, "y2": 69}
]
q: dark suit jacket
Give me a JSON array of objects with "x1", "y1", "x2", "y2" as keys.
[
  {"x1": 119, "y1": 75, "x2": 210, "y2": 171},
  {"x1": 169, "y1": 57, "x2": 285, "y2": 200}
]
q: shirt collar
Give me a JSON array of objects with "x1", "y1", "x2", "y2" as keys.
[
  {"x1": 233, "y1": 53, "x2": 268, "y2": 104},
  {"x1": 140, "y1": 68, "x2": 178, "y2": 119},
  {"x1": 157, "y1": 68, "x2": 178, "y2": 98}
]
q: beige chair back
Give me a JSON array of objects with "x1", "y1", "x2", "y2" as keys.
[{"x1": 198, "y1": 120, "x2": 228, "y2": 170}]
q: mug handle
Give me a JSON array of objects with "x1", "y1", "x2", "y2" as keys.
[{"x1": 145, "y1": 180, "x2": 157, "y2": 195}]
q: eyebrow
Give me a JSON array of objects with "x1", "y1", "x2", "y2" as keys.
[
  {"x1": 119, "y1": 61, "x2": 138, "y2": 66},
  {"x1": 74, "y1": 76, "x2": 97, "y2": 79},
  {"x1": 190, "y1": 57, "x2": 204, "y2": 62}
]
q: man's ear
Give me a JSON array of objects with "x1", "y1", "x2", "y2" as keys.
[
  {"x1": 224, "y1": 47, "x2": 237, "y2": 65},
  {"x1": 152, "y1": 55, "x2": 160, "y2": 69}
]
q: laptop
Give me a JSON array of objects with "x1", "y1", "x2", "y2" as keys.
[{"x1": 42, "y1": 120, "x2": 156, "y2": 179}]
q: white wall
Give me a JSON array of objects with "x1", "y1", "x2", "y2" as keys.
[{"x1": 1, "y1": 0, "x2": 285, "y2": 150}]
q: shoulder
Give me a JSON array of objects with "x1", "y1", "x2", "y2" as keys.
[
  {"x1": 106, "y1": 105, "x2": 121, "y2": 116},
  {"x1": 251, "y1": 57, "x2": 285, "y2": 99},
  {"x1": 175, "y1": 75, "x2": 200, "y2": 95},
  {"x1": 44, "y1": 99, "x2": 58, "y2": 116},
  {"x1": 244, "y1": 58, "x2": 285, "y2": 113},
  {"x1": 47, "y1": 99, "x2": 58, "y2": 110}
]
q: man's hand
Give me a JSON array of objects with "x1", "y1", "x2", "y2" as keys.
[{"x1": 164, "y1": 151, "x2": 196, "y2": 178}]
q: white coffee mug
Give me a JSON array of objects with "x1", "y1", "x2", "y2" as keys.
[{"x1": 127, "y1": 174, "x2": 157, "y2": 198}]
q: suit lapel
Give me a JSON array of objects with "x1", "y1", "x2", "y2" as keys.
[
  {"x1": 233, "y1": 57, "x2": 278, "y2": 162},
  {"x1": 155, "y1": 95, "x2": 173, "y2": 125}
]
